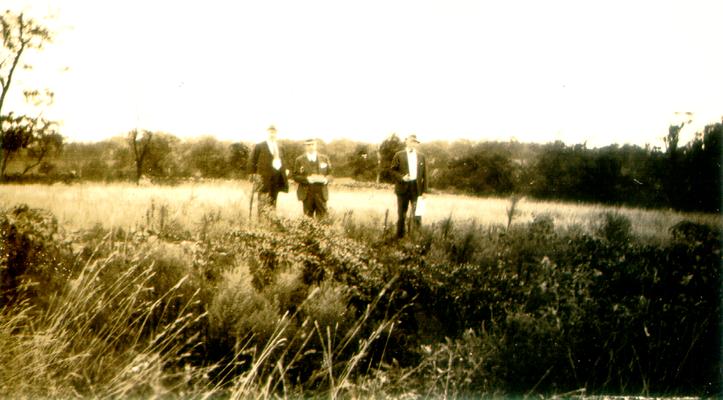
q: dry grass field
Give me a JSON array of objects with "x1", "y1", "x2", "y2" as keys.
[{"x1": 0, "y1": 180, "x2": 718, "y2": 239}]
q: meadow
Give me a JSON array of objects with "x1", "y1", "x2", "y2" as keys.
[
  {"x1": 1, "y1": 180, "x2": 720, "y2": 398},
  {"x1": 0, "y1": 180, "x2": 717, "y2": 238}
]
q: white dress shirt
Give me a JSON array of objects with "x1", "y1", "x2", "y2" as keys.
[
  {"x1": 266, "y1": 140, "x2": 279, "y2": 158},
  {"x1": 407, "y1": 149, "x2": 417, "y2": 180},
  {"x1": 267, "y1": 140, "x2": 281, "y2": 170}
]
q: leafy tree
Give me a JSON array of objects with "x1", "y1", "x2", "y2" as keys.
[
  {"x1": 188, "y1": 136, "x2": 227, "y2": 178},
  {"x1": 611, "y1": 144, "x2": 666, "y2": 207},
  {"x1": 583, "y1": 146, "x2": 624, "y2": 203},
  {"x1": 0, "y1": 113, "x2": 32, "y2": 177},
  {"x1": 229, "y1": 142, "x2": 250, "y2": 178},
  {"x1": 527, "y1": 142, "x2": 592, "y2": 201},
  {"x1": 677, "y1": 121, "x2": 722, "y2": 212},
  {"x1": 280, "y1": 139, "x2": 304, "y2": 173},
  {"x1": 110, "y1": 138, "x2": 134, "y2": 180},
  {"x1": 655, "y1": 118, "x2": 723, "y2": 212},
  {"x1": 419, "y1": 140, "x2": 451, "y2": 183},
  {"x1": 662, "y1": 123, "x2": 685, "y2": 207},
  {"x1": 62, "y1": 141, "x2": 114, "y2": 180},
  {"x1": 437, "y1": 144, "x2": 518, "y2": 195},
  {"x1": 144, "y1": 132, "x2": 180, "y2": 178},
  {"x1": 80, "y1": 159, "x2": 108, "y2": 181},
  {"x1": 21, "y1": 118, "x2": 62, "y2": 175},
  {"x1": 325, "y1": 138, "x2": 357, "y2": 177},
  {"x1": 378, "y1": 133, "x2": 403, "y2": 183},
  {"x1": 0, "y1": 11, "x2": 54, "y2": 180},
  {"x1": 0, "y1": 113, "x2": 61, "y2": 178},
  {"x1": 348, "y1": 143, "x2": 378, "y2": 181}
]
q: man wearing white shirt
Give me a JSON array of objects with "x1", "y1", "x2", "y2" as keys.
[
  {"x1": 293, "y1": 138, "x2": 332, "y2": 218},
  {"x1": 390, "y1": 134, "x2": 428, "y2": 238},
  {"x1": 248, "y1": 125, "x2": 289, "y2": 216}
]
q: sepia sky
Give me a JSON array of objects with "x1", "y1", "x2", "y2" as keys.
[{"x1": 4, "y1": 0, "x2": 723, "y2": 147}]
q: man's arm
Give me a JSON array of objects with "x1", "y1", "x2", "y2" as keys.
[
  {"x1": 420, "y1": 153, "x2": 429, "y2": 194},
  {"x1": 247, "y1": 144, "x2": 259, "y2": 175},
  {"x1": 390, "y1": 152, "x2": 404, "y2": 183},
  {"x1": 320, "y1": 155, "x2": 332, "y2": 175},
  {"x1": 320, "y1": 155, "x2": 332, "y2": 183},
  {"x1": 292, "y1": 156, "x2": 309, "y2": 184}
]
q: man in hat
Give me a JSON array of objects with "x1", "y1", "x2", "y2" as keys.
[
  {"x1": 293, "y1": 138, "x2": 332, "y2": 218},
  {"x1": 247, "y1": 125, "x2": 289, "y2": 216},
  {"x1": 390, "y1": 134, "x2": 428, "y2": 238}
]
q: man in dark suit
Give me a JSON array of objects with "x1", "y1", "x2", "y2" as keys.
[
  {"x1": 293, "y1": 138, "x2": 332, "y2": 218},
  {"x1": 247, "y1": 125, "x2": 289, "y2": 216},
  {"x1": 390, "y1": 134, "x2": 428, "y2": 238}
]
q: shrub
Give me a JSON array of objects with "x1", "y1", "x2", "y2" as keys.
[
  {"x1": 0, "y1": 205, "x2": 73, "y2": 308},
  {"x1": 594, "y1": 211, "x2": 633, "y2": 245},
  {"x1": 412, "y1": 328, "x2": 503, "y2": 397},
  {"x1": 302, "y1": 281, "x2": 353, "y2": 336},
  {"x1": 208, "y1": 263, "x2": 283, "y2": 353}
]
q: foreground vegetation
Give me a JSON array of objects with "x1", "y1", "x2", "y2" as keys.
[{"x1": 0, "y1": 185, "x2": 720, "y2": 398}]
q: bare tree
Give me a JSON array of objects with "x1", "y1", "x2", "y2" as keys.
[
  {"x1": 0, "y1": 10, "x2": 52, "y2": 117},
  {"x1": 128, "y1": 129, "x2": 153, "y2": 184}
]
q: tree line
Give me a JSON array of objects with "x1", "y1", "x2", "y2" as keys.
[
  {"x1": 381, "y1": 122, "x2": 720, "y2": 213},
  {"x1": 2, "y1": 119, "x2": 720, "y2": 213}
]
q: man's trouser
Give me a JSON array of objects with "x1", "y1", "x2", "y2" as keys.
[
  {"x1": 258, "y1": 187, "x2": 280, "y2": 217},
  {"x1": 396, "y1": 181, "x2": 420, "y2": 238},
  {"x1": 303, "y1": 184, "x2": 327, "y2": 218}
]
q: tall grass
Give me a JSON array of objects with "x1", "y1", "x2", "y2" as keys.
[
  {"x1": 1, "y1": 181, "x2": 718, "y2": 239},
  {"x1": 0, "y1": 242, "x2": 211, "y2": 398},
  {"x1": 0, "y1": 205, "x2": 405, "y2": 398}
]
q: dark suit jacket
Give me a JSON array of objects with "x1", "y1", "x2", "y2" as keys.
[
  {"x1": 247, "y1": 141, "x2": 289, "y2": 193},
  {"x1": 390, "y1": 150, "x2": 428, "y2": 195},
  {"x1": 293, "y1": 154, "x2": 331, "y2": 201}
]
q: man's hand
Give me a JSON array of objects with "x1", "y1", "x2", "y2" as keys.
[
  {"x1": 249, "y1": 174, "x2": 261, "y2": 185},
  {"x1": 402, "y1": 174, "x2": 413, "y2": 182},
  {"x1": 308, "y1": 174, "x2": 327, "y2": 184}
]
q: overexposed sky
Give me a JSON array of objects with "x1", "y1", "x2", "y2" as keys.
[{"x1": 4, "y1": 0, "x2": 723, "y2": 146}]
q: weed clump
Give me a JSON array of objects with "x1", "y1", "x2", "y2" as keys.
[{"x1": 0, "y1": 205, "x2": 72, "y2": 308}]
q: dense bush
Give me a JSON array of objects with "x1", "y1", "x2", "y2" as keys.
[
  {"x1": 377, "y1": 214, "x2": 721, "y2": 396},
  {"x1": 0, "y1": 205, "x2": 73, "y2": 308}
]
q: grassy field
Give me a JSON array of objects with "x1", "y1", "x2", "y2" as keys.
[{"x1": 0, "y1": 180, "x2": 718, "y2": 238}]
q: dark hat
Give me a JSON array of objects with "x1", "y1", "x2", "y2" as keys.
[
  {"x1": 267, "y1": 124, "x2": 277, "y2": 132},
  {"x1": 304, "y1": 138, "x2": 316, "y2": 145},
  {"x1": 405, "y1": 134, "x2": 420, "y2": 143}
]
